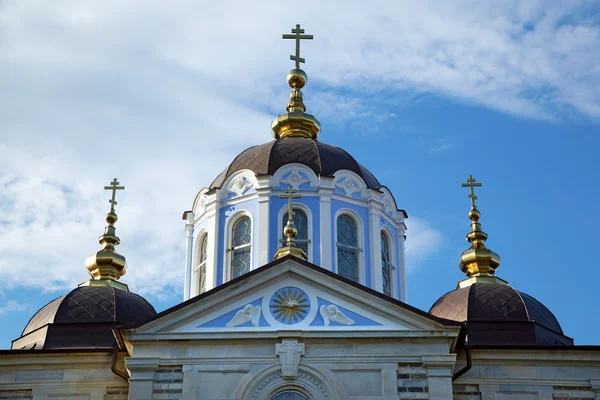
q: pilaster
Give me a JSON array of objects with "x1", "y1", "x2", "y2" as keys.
[
  {"x1": 368, "y1": 197, "x2": 383, "y2": 292},
  {"x1": 183, "y1": 212, "x2": 194, "y2": 301},
  {"x1": 397, "y1": 222, "x2": 407, "y2": 302},
  {"x1": 319, "y1": 183, "x2": 334, "y2": 270},
  {"x1": 422, "y1": 354, "x2": 456, "y2": 400},
  {"x1": 591, "y1": 379, "x2": 600, "y2": 400},
  {"x1": 125, "y1": 358, "x2": 160, "y2": 400},
  {"x1": 256, "y1": 177, "x2": 271, "y2": 266},
  {"x1": 205, "y1": 200, "x2": 219, "y2": 291}
]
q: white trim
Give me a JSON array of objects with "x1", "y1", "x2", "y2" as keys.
[
  {"x1": 256, "y1": 177, "x2": 271, "y2": 266},
  {"x1": 380, "y1": 227, "x2": 397, "y2": 299},
  {"x1": 223, "y1": 210, "x2": 254, "y2": 283},
  {"x1": 183, "y1": 215, "x2": 194, "y2": 301},
  {"x1": 333, "y1": 208, "x2": 366, "y2": 285},
  {"x1": 319, "y1": 187, "x2": 333, "y2": 269},
  {"x1": 276, "y1": 202, "x2": 314, "y2": 263},
  {"x1": 397, "y1": 224, "x2": 407, "y2": 302}
]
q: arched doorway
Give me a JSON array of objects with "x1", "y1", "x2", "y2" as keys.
[{"x1": 271, "y1": 390, "x2": 309, "y2": 400}]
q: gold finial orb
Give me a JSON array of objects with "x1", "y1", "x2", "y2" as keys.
[
  {"x1": 284, "y1": 221, "x2": 297, "y2": 238},
  {"x1": 287, "y1": 68, "x2": 307, "y2": 89},
  {"x1": 468, "y1": 207, "x2": 480, "y2": 221}
]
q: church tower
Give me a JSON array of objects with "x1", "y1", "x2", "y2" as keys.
[{"x1": 182, "y1": 24, "x2": 408, "y2": 302}]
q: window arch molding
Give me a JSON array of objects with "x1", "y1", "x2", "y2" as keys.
[
  {"x1": 193, "y1": 229, "x2": 208, "y2": 296},
  {"x1": 380, "y1": 226, "x2": 397, "y2": 298},
  {"x1": 224, "y1": 210, "x2": 254, "y2": 282},
  {"x1": 333, "y1": 208, "x2": 365, "y2": 284},
  {"x1": 277, "y1": 202, "x2": 313, "y2": 263}
]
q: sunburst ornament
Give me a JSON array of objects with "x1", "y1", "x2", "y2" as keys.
[{"x1": 269, "y1": 287, "x2": 310, "y2": 324}]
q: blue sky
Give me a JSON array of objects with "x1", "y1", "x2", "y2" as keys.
[{"x1": 1, "y1": 1, "x2": 600, "y2": 347}]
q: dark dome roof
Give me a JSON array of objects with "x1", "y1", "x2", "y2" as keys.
[
  {"x1": 14, "y1": 286, "x2": 156, "y2": 350},
  {"x1": 210, "y1": 138, "x2": 381, "y2": 190},
  {"x1": 429, "y1": 283, "x2": 572, "y2": 346}
]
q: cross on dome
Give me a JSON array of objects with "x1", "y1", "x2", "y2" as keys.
[
  {"x1": 104, "y1": 178, "x2": 125, "y2": 212},
  {"x1": 282, "y1": 24, "x2": 313, "y2": 69},
  {"x1": 461, "y1": 175, "x2": 482, "y2": 209}
]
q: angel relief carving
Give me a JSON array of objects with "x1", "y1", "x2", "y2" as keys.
[
  {"x1": 225, "y1": 304, "x2": 261, "y2": 327},
  {"x1": 319, "y1": 305, "x2": 355, "y2": 327}
]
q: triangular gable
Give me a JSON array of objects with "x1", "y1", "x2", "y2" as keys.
[{"x1": 124, "y1": 256, "x2": 460, "y2": 338}]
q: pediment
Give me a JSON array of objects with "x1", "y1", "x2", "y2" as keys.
[{"x1": 126, "y1": 257, "x2": 459, "y2": 337}]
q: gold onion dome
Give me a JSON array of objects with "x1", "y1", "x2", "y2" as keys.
[
  {"x1": 81, "y1": 178, "x2": 129, "y2": 291},
  {"x1": 272, "y1": 24, "x2": 321, "y2": 140},
  {"x1": 457, "y1": 175, "x2": 503, "y2": 288}
]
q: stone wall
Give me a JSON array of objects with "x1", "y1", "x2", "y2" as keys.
[
  {"x1": 152, "y1": 366, "x2": 183, "y2": 400},
  {"x1": 553, "y1": 387, "x2": 596, "y2": 399},
  {"x1": 0, "y1": 391, "x2": 32, "y2": 400},
  {"x1": 453, "y1": 384, "x2": 481, "y2": 400},
  {"x1": 397, "y1": 365, "x2": 429, "y2": 399},
  {"x1": 104, "y1": 387, "x2": 128, "y2": 400}
]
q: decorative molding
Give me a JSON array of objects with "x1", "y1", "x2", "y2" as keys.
[
  {"x1": 228, "y1": 176, "x2": 253, "y2": 196},
  {"x1": 336, "y1": 177, "x2": 361, "y2": 197},
  {"x1": 275, "y1": 339, "x2": 305, "y2": 379},
  {"x1": 281, "y1": 170, "x2": 310, "y2": 190}
]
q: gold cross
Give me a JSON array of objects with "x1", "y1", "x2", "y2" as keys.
[
  {"x1": 461, "y1": 175, "x2": 482, "y2": 208},
  {"x1": 104, "y1": 178, "x2": 125, "y2": 212},
  {"x1": 282, "y1": 24, "x2": 313, "y2": 69},
  {"x1": 279, "y1": 185, "x2": 302, "y2": 223}
]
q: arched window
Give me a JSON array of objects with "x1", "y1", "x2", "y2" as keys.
[
  {"x1": 195, "y1": 234, "x2": 208, "y2": 294},
  {"x1": 282, "y1": 208, "x2": 309, "y2": 256},
  {"x1": 271, "y1": 390, "x2": 308, "y2": 400},
  {"x1": 381, "y1": 232, "x2": 393, "y2": 296},
  {"x1": 337, "y1": 214, "x2": 359, "y2": 282},
  {"x1": 231, "y1": 216, "x2": 252, "y2": 279}
]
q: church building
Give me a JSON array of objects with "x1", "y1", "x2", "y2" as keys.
[{"x1": 1, "y1": 25, "x2": 599, "y2": 400}]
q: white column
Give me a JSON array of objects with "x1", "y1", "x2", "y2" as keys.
[
  {"x1": 422, "y1": 354, "x2": 456, "y2": 400},
  {"x1": 183, "y1": 212, "x2": 194, "y2": 301},
  {"x1": 205, "y1": 200, "x2": 220, "y2": 291},
  {"x1": 319, "y1": 185, "x2": 334, "y2": 269},
  {"x1": 256, "y1": 177, "x2": 271, "y2": 267},
  {"x1": 368, "y1": 198, "x2": 383, "y2": 292},
  {"x1": 397, "y1": 221, "x2": 407, "y2": 302}
]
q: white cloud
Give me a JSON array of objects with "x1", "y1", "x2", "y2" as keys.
[
  {"x1": 0, "y1": 0, "x2": 597, "y2": 301},
  {"x1": 0, "y1": 300, "x2": 30, "y2": 316},
  {"x1": 404, "y1": 218, "x2": 443, "y2": 271}
]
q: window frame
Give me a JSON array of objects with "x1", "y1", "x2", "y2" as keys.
[
  {"x1": 225, "y1": 211, "x2": 254, "y2": 282},
  {"x1": 277, "y1": 203, "x2": 313, "y2": 262},
  {"x1": 380, "y1": 227, "x2": 397, "y2": 298},
  {"x1": 333, "y1": 209, "x2": 365, "y2": 284}
]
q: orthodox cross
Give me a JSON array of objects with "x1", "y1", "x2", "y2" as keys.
[
  {"x1": 275, "y1": 339, "x2": 305, "y2": 379},
  {"x1": 461, "y1": 175, "x2": 482, "y2": 208},
  {"x1": 282, "y1": 24, "x2": 313, "y2": 69},
  {"x1": 280, "y1": 185, "x2": 302, "y2": 222},
  {"x1": 104, "y1": 178, "x2": 125, "y2": 212}
]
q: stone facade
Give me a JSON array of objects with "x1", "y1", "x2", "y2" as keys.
[{"x1": 0, "y1": 351, "x2": 128, "y2": 400}]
